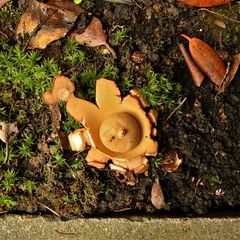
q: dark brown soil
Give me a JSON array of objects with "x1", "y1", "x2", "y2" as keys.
[{"x1": 0, "y1": 0, "x2": 239, "y2": 217}]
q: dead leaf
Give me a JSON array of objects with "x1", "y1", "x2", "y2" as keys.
[
  {"x1": 71, "y1": 17, "x2": 116, "y2": 57},
  {"x1": 0, "y1": 121, "x2": 18, "y2": 144},
  {"x1": 151, "y1": 177, "x2": 165, "y2": 210},
  {"x1": 16, "y1": 0, "x2": 84, "y2": 49},
  {"x1": 213, "y1": 19, "x2": 226, "y2": 29},
  {"x1": 177, "y1": 0, "x2": 232, "y2": 7},
  {"x1": 0, "y1": 0, "x2": 10, "y2": 9},
  {"x1": 178, "y1": 43, "x2": 204, "y2": 87},
  {"x1": 219, "y1": 107, "x2": 227, "y2": 121},
  {"x1": 162, "y1": 151, "x2": 182, "y2": 173},
  {"x1": 0, "y1": 121, "x2": 18, "y2": 164},
  {"x1": 181, "y1": 34, "x2": 226, "y2": 86},
  {"x1": 218, "y1": 53, "x2": 240, "y2": 93}
]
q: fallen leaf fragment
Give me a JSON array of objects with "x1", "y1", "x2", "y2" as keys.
[
  {"x1": 213, "y1": 19, "x2": 226, "y2": 29},
  {"x1": 71, "y1": 17, "x2": 116, "y2": 57},
  {"x1": 0, "y1": 0, "x2": 10, "y2": 9},
  {"x1": 181, "y1": 34, "x2": 226, "y2": 86},
  {"x1": 178, "y1": 43, "x2": 204, "y2": 87},
  {"x1": 219, "y1": 107, "x2": 227, "y2": 121},
  {"x1": 16, "y1": 0, "x2": 84, "y2": 49},
  {"x1": 177, "y1": 0, "x2": 231, "y2": 7},
  {"x1": 162, "y1": 151, "x2": 182, "y2": 173},
  {"x1": 0, "y1": 121, "x2": 18, "y2": 163},
  {"x1": 218, "y1": 53, "x2": 240, "y2": 93},
  {"x1": 151, "y1": 177, "x2": 165, "y2": 210},
  {"x1": 0, "y1": 121, "x2": 18, "y2": 144},
  {"x1": 215, "y1": 188, "x2": 225, "y2": 196}
]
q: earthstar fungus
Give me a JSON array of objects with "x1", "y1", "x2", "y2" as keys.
[{"x1": 43, "y1": 76, "x2": 158, "y2": 183}]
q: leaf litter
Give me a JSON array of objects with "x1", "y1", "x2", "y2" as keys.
[
  {"x1": 0, "y1": 121, "x2": 18, "y2": 163},
  {"x1": 151, "y1": 177, "x2": 165, "y2": 210},
  {"x1": 16, "y1": 0, "x2": 115, "y2": 56},
  {"x1": 17, "y1": 0, "x2": 84, "y2": 49},
  {"x1": 180, "y1": 34, "x2": 226, "y2": 87}
]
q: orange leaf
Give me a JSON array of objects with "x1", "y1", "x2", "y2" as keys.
[
  {"x1": 177, "y1": 0, "x2": 232, "y2": 7},
  {"x1": 178, "y1": 43, "x2": 204, "y2": 87},
  {"x1": 181, "y1": 34, "x2": 226, "y2": 86}
]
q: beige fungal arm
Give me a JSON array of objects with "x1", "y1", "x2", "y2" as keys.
[
  {"x1": 66, "y1": 94, "x2": 99, "y2": 125},
  {"x1": 95, "y1": 78, "x2": 121, "y2": 110},
  {"x1": 68, "y1": 128, "x2": 91, "y2": 152},
  {"x1": 43, "y1": 76, "x2": 75, "y2": 105}
]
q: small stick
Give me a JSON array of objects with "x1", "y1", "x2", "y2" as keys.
[
  {"x1": 3, "y1": 142, "x2": 9, "y2": 164},
  {"x1": 216, "y1": 62, "x2": 231, "y2": 95},
  {"x1": 178, "y1": 43, "x2": 204, "y2": 87},
  {"x1": 37, "y1": 201, "x2": 61, "y2": 217},
  {"x1": 0, "y1": 31, "x2": 8, "y2": 39},
  {"x1": 162, "y1": 97, "x2": 187, "y2": 127},
  {"x1": 217, "y1": 53, "x2": 240, "y2": 94},
  {"x1": 112, "y1": 207, "x2": 132, "y2": 212},
  {"x1": 24, "y1": 9, "x2": 58, "y2": 50},
  {"x1": 199, "y1": 8, "x2": 240, "y2": 24},
  {"x1": 0, "y1": 0, "x2": 10, "y2": 9}
]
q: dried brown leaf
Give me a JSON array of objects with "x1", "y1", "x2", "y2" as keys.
[
  {"x1": 162, "y1": 151, "x2": 182, "y2": 173},
  {"x1": 177, "y1": 0, "x2": 232, "y2": 7},
  {"x1": 151, "y1": 177, "x2": 165, "y2": 210},
  {"x1": 181, "y1": 34, "x2": 226, "y2": 86},
  {"x1": 71, "y1": 17, "x2": 116, "y2": 57},
  {"x1": 16, "y1": 0, "x2": 84, "y2": 49},
  {"x1": 178, "y1": 43, "x2": 204, "y2": 87},
  {"x1": 0, "y1": 121, "x2": 18, "y2": 144}
]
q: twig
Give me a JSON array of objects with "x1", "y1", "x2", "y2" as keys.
[
  {"x1": 216, "y1": 62, "x2": 231, "y2": 96},
  {"x1": 132, "y1": 0, "x2": 143, "y2": 9},
  {"x1": 162, "y1": 97, "x2": 187, "y2": 127},
  {"x1": 0, "y1": 0, "x2": 10, "y2": 9},
  {"x1": 178, "y1": 43, "x2": 204, "y2": 87},
  {"x1": 3, "y1": 142, "x2": 9, "y2": 164},
  {"x1": 199, "y1": 8, "x2": 240, "y2": 24},
  {"x1": 112, "y1": 207, "x2": 132, "y2": 212},
  {"x1": 0, "y1": 31, "x2": 8, "y2": 39},
  {"x1": 37, "y1": 201, "x2": 61, "y2": 217},
  {"x1": 195, "y1": 178, "x2": 204, "y2": 194},
  {"x1": 24, "y1": 9, "x2": 58, "y2": 50}
]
